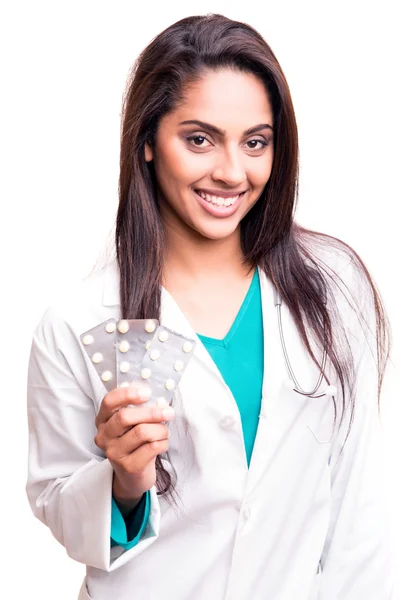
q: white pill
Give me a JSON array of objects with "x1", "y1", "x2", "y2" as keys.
[
  {"x1": 150, "y1": 349, "x2": 161, "y2": 361},
  {"x1": 145, "y1": 340, "x2": 152, "y2": 350},
  {"x1": 145, "y1": 319, "x2": 156, "y2": 333},
  {"x1": 119, "y1": 382, "x2": 130, "y2": 388},
  {"x1": 120, "y1": 361, "x2": 130, "y2": 373},
  {"x1": 165, "y1": 378, "x2": 176, "y2": 390},
  {"x1": 183, "y1": 341, "x2": 193, "y2": 353},
  {"x1": 119, "y1": 340, "x2": 130, "y2": 353},
  {"x1": 101, "y1": 370, "x2": 112, "y2": 382},
  {"x1": 117, "y1": 320, "x2": 129, "y2": 334},
  {"x1": 174, "y1": 360, "x2": 184, "y2": 372},
  {"x1": 141, "y1": 368, "x2": 152, "y2": 380},
  {"x1": 158, "y1": 330, "x2": 169, "y2": 342},
  {"x1": 82, "y1": 335, "x2": 94, "y2": 346},
  {"x1": 105, "y1": 322, "x2": 116, "y2": 333},
  {"x1": 156, "y1": 397, "x2": 168, "y2": 407},
  {"x1": 92, "y1": 352, "x2": 103, "y2": 364}
]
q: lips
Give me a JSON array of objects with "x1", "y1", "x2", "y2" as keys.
[
  {"x1": 193, "y1": 189, "x2": 245, "y2": 218},
  {"x1": 195, "y1": 190, "x2": 239, "y2": 207},
  {"x1": 195, "y1": 188, "x2": 247, "y2": 198}
]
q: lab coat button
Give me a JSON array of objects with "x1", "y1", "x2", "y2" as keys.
[
  {"x1": 242, "y1": 505, "x2": 251, "y2": 520},
  {"x1": 220, "y1": 415, "x2": 235, "y2": 429}
]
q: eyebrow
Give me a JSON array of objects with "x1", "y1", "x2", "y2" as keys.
[{"x1": 178, "y1": 119, "x2": 274, "y2": 136}]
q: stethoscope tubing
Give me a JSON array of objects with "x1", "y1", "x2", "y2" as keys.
[{"x1": 273, "y1": 288, "x2": 336, "y2": 399}]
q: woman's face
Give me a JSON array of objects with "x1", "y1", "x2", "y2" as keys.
[{"x1": 145, "y1": 68, "x2": 275, "y2": 241}]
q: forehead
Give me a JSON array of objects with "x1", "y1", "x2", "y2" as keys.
[{"x1": 166, "y1": 68, "x2": 273, "y2": 127}]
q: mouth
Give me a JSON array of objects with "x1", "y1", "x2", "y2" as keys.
[
  {"x1": 195, "y1": 189, "x2": 245, "y2": 206},
  {"x1": 193, "y1": 189, "x2": 247, "y2": 218}
]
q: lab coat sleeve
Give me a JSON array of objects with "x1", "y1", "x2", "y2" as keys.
[
  {"x1": 318, "y1": 268, "x2": 396, "y2": 598},
  {"x1": 26, "y1": 306, "x2": 161, "y2": 571}
]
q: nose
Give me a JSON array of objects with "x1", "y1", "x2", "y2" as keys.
[{"x1": 211, "y1": 145, "x2": 247, "y2": 187}]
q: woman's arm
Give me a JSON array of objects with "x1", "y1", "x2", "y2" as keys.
[{"x1": 26, "y1": 305, "x2": 160, "y2": 571}]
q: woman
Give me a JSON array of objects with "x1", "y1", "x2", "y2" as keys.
[{"x1": 26, "y1": 13, "x2": 395, "y2": 600}]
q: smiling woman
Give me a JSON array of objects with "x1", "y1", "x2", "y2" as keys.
[{"x1": 26, "y1": 12, "x2": 395, "y2": 600}]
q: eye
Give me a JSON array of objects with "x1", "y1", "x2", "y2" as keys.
[
  {"x1": 245, "y1": 139, "x2": 269, "y2": 150},
  {"x1": 186, "y1": 134, "x2": 212, "y2": 148}
]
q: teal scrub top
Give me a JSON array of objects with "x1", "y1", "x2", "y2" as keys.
[{"x1": 111, "y1": 268, "x2": 264, "y2": 549}]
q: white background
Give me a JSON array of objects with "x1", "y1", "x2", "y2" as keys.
[{"x1": 2, "y1": 1, "x2": 399, "y2": 597}]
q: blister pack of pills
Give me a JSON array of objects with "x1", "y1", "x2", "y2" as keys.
[
  {"x1": 139, "y1": 324, "x2": 196, "y2": 405},
  {"x1": 80, "y1": 318, "x2": 196, "y2": 406},
  {"x1": 81, "y1": 318, "x2": 119, "y2": 390}
]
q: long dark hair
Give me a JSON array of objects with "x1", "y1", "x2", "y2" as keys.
[{"x1": 115, "y1": 13, "x2": 391, "y2": 501}]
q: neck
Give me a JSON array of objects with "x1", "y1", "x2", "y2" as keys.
[{"x1": 161, "y1": 221, "x2": 249, "y2": 287}]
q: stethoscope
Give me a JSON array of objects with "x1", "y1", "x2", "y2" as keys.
[{"x1": 273, "y1": 288, "x2": 337, "y2": 399}]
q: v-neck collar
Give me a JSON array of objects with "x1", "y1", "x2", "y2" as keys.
[{"x1": 197, "y1": 269, "x2": 259, "y2": 347}]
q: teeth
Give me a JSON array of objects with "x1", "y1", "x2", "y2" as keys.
[{"x1": 196, "y1": 190, "x2": 240, "y2": 207}]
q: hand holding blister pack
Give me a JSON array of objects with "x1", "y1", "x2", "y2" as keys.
[{"x1": 80, "y1": 318, "x2": 196, "y2": 407}]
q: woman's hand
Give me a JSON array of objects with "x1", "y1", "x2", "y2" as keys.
[{"x1": 94, "y1": 384, "x2": 175, "y2": 511}]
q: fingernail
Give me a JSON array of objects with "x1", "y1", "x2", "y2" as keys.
[
  {"x1": 162, "y1": 407, "x2": 175, "y2": 420},
  {"x1": 137, "y1": 385, "x2": 151, "y2": 400}
]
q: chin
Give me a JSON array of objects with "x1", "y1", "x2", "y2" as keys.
[{"x1": 191, "y1": 219, "x2": 241, "y2": 241}]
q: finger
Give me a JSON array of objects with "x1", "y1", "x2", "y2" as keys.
[
  {"x1": 101, "y1": 403, "x2": 175, "y2": 440},
  {"x1": 107, "y1": 423, "x2": 170, "y2": 462},
  {"x1": 118, "y1": 438, "x2": 170, "y2": 473},
  {"x1": 95, "y1": 383, "x2": 151, "y2": 428}
]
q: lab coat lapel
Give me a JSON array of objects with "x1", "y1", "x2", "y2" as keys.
[
  {"x1": 246, "y1": 268, "x2": 293, "y2": 484},
  {"x1": 159, "y1": 285, "x2": 226, "y2": 384},
  {"x1": 257, "y1": 266, "x2": 287, "y2": 418}
]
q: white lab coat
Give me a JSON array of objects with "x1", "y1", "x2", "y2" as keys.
[{"x1": 26, "y1": 251, "x2": 395, "y2": 599}]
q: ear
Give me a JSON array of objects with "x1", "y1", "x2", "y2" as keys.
[{"x1": 144, "y1": 141, "x2": 154, "y2": 162}]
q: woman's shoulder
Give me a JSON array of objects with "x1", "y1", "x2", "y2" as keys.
[
  {"x1": 307, "y1": 231, "x2": 379, "y2": 340},
  {"x1": 301, "y1": 229, "x2": 374, "y2": 297}
]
